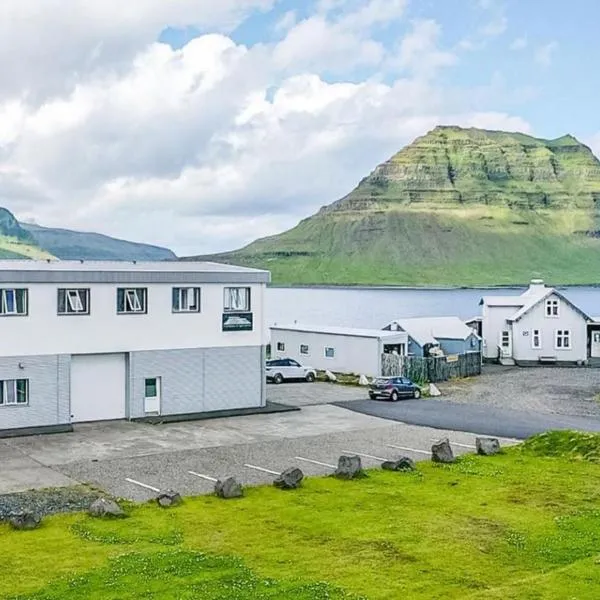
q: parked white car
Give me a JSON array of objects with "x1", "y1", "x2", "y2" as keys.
[{"x1": 266, "y1": 358, "x2": 316, "y2": 384}]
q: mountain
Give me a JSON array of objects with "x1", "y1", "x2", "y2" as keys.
[
  {"x1": 186, "y1": 126, "x2": 600, "y2": 286},
  {"x1": 0, "y1": 207, "x2": 176, "y2": 261}
]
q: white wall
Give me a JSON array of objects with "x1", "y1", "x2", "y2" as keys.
[
  {"x1": 271, "y1": 330, "x2": 382, "y2": 376},
  {"x1": 482, "y1": 305, "x2": 518, "y2": 359},
  {"x1": 0, "y1": 282, "x2": 266, "y2": 357},
  {"x1": 513, "y1": 294, "x2": 588, "y2": 362}
]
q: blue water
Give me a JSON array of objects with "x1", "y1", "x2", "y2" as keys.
[{"x1": 266, "y1": 286, "x2": 600, "y2": 329}]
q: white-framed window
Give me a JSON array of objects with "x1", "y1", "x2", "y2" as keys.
[
  {"x1": 0, "y1": 288, "x2": 28, "y2": 316},
  {"x1": 545, "y1": 298, "x2": 559, "y2": 317},
  {"x1": 172, "y1": 287, "x2": 200, "y2": 313},
  {"x1": 532, "y1": 329, "x2": 542, "y2": 349},
  {"x1": 276, "y1": 342, "x2": 285, "y2": 352},
  {"x1": 224, "y1": 287, "x2": 251, "y2": 312},
  {"x1": 117, "y1": 288, "x2": 147, "y2": 314},
  {"x1": 324, "y1": 347, "x2": 335, "y2": 358},
  {"x1": 0, "y1": 379, "x2": 28, "y2": 406},
  {"x1": 58, "y1": 289, "x2": 90, "y2": 315},
  {"x1": 501, "y1": 331, "x2": 510, "y2": 348},
  {"x1": 300, "y1": 344, "x2": 309, "y2": 355},
  {"x1": 555, "y1": 330, "x2": 571, "y2": 349}
]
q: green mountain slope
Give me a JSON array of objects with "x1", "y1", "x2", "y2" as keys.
[
  {"x1": 189, "y1": 126, "x2": 600, "y2": 285},
  {"x1": 0, "y1": 208, "x2": 55, "y2": 259}
]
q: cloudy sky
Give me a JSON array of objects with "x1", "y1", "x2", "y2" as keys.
[{"x1": 1, "y1": 0, "x2": 598, "y2": 255}]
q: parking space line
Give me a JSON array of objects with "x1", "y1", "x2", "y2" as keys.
[
  {"x1": 125, "y1": 477, "x2": 160, "y2": 492},
  {"x1": 430, "y1": 439, "x2": 476, "y2": 449},
  {"x1": 243, "y1": 464, "x2": 280, "y2": 475},
  {"x1": 188, "y1": 471, "x2": 218, "y2": 483},
  {"x1": 295, "y1": 456, "x2": 336, "y2": 469},
  {"x1": 387, "y1": 444, "x2": 430, "y2": 455},
  {"x1": 342, "y1": 450, "x2": 388, "y2": 462}
]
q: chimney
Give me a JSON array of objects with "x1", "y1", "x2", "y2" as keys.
[{"x1": 527, "y1": 278, "x2": 545, "y2": 293}]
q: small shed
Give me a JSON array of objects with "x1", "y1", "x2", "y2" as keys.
[{"x1": 270, "y1": 324, "x2": 409, "y2": 376}]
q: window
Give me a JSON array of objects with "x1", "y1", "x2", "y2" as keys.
[
  {"x1": 276, "y1": 342, "x2": 285, "y2": 352},
  {"x1": 300, "y1": 344, "x2": 309, "y2": 355},
  {"x1": 0, "y1": 379, "x2": 28, "y2": 405},
  {"x1": 501, "y1": 331, "x2": 510, "y2": 348},
  {"x1": 532, "y1": 329, "x2": 542, "y2": 349},
  {"x1": 287, "y1": 359, "x2": 301, "y2": 367},
  {"x1": 145, "y1": 378, "x2": 158, "y2": 398},
  {"x1": 0, "y1": 288, "x2": 27, "y2": 316},
  {"x1": 555, "y1": 330, "x2": 571, "y2": 349},
  {"x1": 545, "y1": 299, "x2": 559, "y2": 317},
  {"x1": 58, "y1": 289, "x2": 90, "y2": 315},
  {"x1": 224, "y1": 287, "x2": 251, "y2": 312},
  {"x1": 172, "y1": 287, "x2": 200, "y2": 312},
  {"x1": 324, "y1": 347, "x2": 335, "y2": 358},
  {"x1": 117, "y1": 288, "x2": 147, "y2": 314}
]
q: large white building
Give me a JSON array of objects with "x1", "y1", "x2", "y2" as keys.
[{"x1": 0, "y1": 260, "x2": 270, "y2": 435}]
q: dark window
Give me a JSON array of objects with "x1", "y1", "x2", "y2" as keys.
[
  {"x1": 276, "y1": 342, "x2": 285, "y2": 352},
  {"x1": 300, "y1": 345, "x2": 309, "y2": 355},
  {"x1": 0, "y1": 288, "x2": 28, "y2": 315},
  {"x1": 172, "y1": 287, "x2": 201, "y2": 312},
  {"x1": 117, "y1": 288, "x2": 147, "y2": 314},
  {"x1": 0, "y1": 379, "x2": 28, "y2": 405},
  {"x1": 58, "y1": 289, "x2": 90, "y2": 315}
]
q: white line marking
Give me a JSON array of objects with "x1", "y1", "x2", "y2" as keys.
[
  {"x1": 342, "y1": 450, "x2": 388, "y2": 462},
  {"x1": 430, "y1": 439, "x2": 476, "y2": 449},
  {"x1": 188, "y1": 471, "x2": 218, "y2": 483},
  {"x1": 243, "y1": 464, "x2": 280, "y2": 475},
  {"x1": 125, "y1": 478, "x2": 160, "y2": 492},
  {"x1": 387, "y1": 444, "x2": 430, "y2": 455},
  {"x1": 295, "y1": 456, "x2": 336, "y2": 469}
]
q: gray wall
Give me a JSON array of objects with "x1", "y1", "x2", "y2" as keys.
[
  {"x1": 128, "y1": 345, "x2": 265, "y2": 417},
  {"x1": 0, "y1": 354, "x2": 70, "y2": 430}
]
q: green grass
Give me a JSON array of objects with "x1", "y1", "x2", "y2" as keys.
[
  {"x1": 0, "y1": 235, "x2": 54, "y2": 259},
  {"x1": 2, "y1": 432, "x2": 600, "y2": 600}
]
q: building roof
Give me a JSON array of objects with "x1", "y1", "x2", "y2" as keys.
[
  {"x1": 0, "y1": 260, "x2": 270, "y2": 284},
  {"x1": 384, "y1": 316, "x2": 477, "y2": 347},
  {"x1": 270, "y1": 323, "x2": 408, "y2": 340},
  {"x1": 479, "y1": 295, "x2": 525, "y2": 307}
]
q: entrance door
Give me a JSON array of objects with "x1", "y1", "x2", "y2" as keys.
[
  {"x1": 144, "y1": 377, "x2": 161, "y2": 414},
  {"x1": 591, "y1": 332, "x2": 600, "y2": 358},
  {"x1": 500, "y1": 330, "x2": 512, "y2": 357}
]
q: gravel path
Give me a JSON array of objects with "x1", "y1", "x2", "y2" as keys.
[
  {"x1": 437, "y1": 365, "x2": 600, "y2": 417},
  {"x1": 0, "y1": 487, "x2": 102, "y2": 519}
]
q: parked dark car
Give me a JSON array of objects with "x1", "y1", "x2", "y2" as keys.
[{"x1": 368, "y1": 376, "x2": 421, "y2": 401}]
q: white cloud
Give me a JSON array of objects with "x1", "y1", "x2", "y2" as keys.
[
  {"x1": 479, "y1": 16, "x2": 507, "y2": 37},
  {"x1": 587, "y1": 133, "x2": 600, "y2": 159},
  {"x1": 510, "y1": 37, "x2": 528, "y2": 50},
  {"x1": 534, "y1": 41, "x2": 558, "y2": 67}
]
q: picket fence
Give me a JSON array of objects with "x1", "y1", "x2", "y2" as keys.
[{"x1": 381, "y1": 351, "x2": 482, "y2": 383}]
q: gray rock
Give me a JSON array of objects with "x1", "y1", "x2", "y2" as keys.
[
  {"x1": 215, "y1": 477, "x2": 243, "y2": 499},
  {"x1": 88, "y1": 497, "x2": 125, "y2": 518},
  {"x1": 476, "y1": 437, "x2": 501, "y2": 456},
  {"x1": 273, "y1": 467, "x2": 304, "y2": 489},
  {"x1": 381, "y1": 456, "x2": 416, "y2": 472},
  {"x1": 431, "y1": 438, "x2": 455, "y2": 463},
  {"x1": 8, "y1": 512, "x2": 41, "y2": 530},
  {"x1": 334, "y1": 455, "x2": 363, "y2": 479},
  {"x1": 156, "y1": 490, "x2": 182, "y2": 507}
]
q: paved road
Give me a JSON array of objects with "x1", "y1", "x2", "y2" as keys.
[{"x1": 335, "y1": 398, "x2": 600, "y2": 440}]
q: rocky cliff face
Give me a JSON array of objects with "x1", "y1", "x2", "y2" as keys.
[{"x1": 0, "y1": 208, "x2": 35, "y2": 242}]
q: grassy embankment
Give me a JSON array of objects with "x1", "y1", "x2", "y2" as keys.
[
  {"x1": 2, "y1": 431, "x2": 600, "y2": 599},
  {"x1": 0, "y1": 235, "x2": 54, "y2": 259}
]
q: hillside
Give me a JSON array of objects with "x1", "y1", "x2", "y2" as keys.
[
  {"x1": 188, "y1": 126, "x2": 600, "y2": 285},
  {"x1": 0, "y1": 207, "x2": 175, "y2": 261}
]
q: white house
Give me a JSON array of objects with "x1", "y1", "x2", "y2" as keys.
[
  {"x1": 0, "y1": 260, "x2": 270, "y2": 436},
  {"x1": 480, "y1": 279, "x2": 593, "y2": 365},
  {"x1": 269, "y1": 324, "x2": 409, "y2": 376}
]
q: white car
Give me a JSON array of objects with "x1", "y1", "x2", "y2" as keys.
[{"x1": 266, "y1": 358, "x2": 316, "y2": 384}]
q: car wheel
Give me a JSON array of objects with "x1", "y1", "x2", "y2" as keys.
[
  {"x1": 273, "y1": 373, "x2": 284, "y2": 385},
  {"x1": 305, "y1": 372, "x2": 315, "y2": 383},
  {"x1": 390, "y1": 390, "x2": 399, "y2": 402},
  {"x1": 369, "y1": 393, "x2": 376, "y2": 400},
  {"x1": 413, "y1": 388, "x2": 421, "y2": 399}
]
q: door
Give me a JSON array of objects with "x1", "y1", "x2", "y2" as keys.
[
  {"x1": 144, "y1": 377, "x2": 161, "y2": 414},
  {"x1": 592, "y1": 332, "x2": 600, "y2": 358},
  {"x1": 500, "y1": 330, "x2": 512, "y2": 357},
  {"x1": 284, "y1": 359, "x2": 304, "y2": 379},
  {"x1": 70, "y1": 354, "x2": 126, "y2": 423}
]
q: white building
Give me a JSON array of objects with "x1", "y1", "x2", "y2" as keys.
[
  {"x1": 270, "y1": 324, "x2": 409, "y2": 376},
  {"x1": 0, "y1": 260, "x2": 270, "y2": 435},
  {"x1": 480, "y1": 279, "x2": 593, "y2": 365}
]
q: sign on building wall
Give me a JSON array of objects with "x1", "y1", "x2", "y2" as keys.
[{"x1": 222, "y1": 312, "x2": 253, "y2": 331}]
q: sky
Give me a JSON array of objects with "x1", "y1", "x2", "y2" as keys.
[{"x1": 0, "y1": 0, "x2": 599, "y2": 256}]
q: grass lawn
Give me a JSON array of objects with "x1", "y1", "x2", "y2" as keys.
[{"x1": 2, "y1": 432, "x2": 600, "y2": 599}]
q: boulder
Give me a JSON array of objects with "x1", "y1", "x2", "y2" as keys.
[
  {"x1": 214, "y1": 477, "x2": 243, "y2": 499},
  {"x1": 8, "y1": 512, "x2": 41, "y2": 531},
  {"x1": 334, "y1": 455, "x2": 363, "y2": 479},
  {"x1": 273, "y1": 467, "x2": 304, "y2": 490},
  {"x1": 381, "y1": 456, "x2": 416, "y2": 472},
  {"x1": 429, "y1": 383, "x2": 441, "y2": 397},
  {"x1": 88, "y1": 497, "x2": 125, "y2": 518},
  {"x1": 431, "y1": 438, "x2": 455, "y2": 463},
  {"x1": 325, "y1": 370, "x2": 337, "y2": 382},
  {"x1": 476, "y1": 437, "x2": 501, "y2": 456},
  {"x1": 359, "y1": 374, "x2": 370, "y2": 386},
  {"x1": 156, "y1": 490, "x2": 182, "y2": 508}
]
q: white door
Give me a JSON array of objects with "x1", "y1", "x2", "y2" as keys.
[
  {"x1": 592, "y1": 332, "x2": 600, "y2": 358},
  {"x1": 285, "y1": 359, "x2": 304, "y2": 378},
  {"x1": 144, "y1": 377, "x2": 161, "y2": 414},
  {"x1": 500, "y1": 330, "x2": 512, "y2": 357},
  {"x1": 70, "y1": 354, "x2": 126, "y2": 423}
]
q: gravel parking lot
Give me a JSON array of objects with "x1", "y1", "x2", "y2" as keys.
[{"x1": 438, "y1": 365, "x2": 600, "y2": 417}]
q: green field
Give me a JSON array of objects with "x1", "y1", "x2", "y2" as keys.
[{"x1": 2, "y1": 432, "x2": 600, "y2": 599}]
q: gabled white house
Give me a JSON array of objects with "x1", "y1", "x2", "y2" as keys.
[{"x1": 480, "y1": 279, "x2": 594, "y2": 365}]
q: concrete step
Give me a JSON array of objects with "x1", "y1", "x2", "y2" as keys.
[{"x1": 499, "y1": 357, "x2": 515, "y2": 366}]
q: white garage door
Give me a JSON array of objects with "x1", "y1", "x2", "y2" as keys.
[{"x1": 70, "y1": 354, "x2": 126, "y2": 423}]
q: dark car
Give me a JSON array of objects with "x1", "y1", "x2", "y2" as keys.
[{"x1": 368, "y1": 376, "x2": 421, "y2": 401}]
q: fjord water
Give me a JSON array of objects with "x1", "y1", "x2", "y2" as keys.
[{"x1": 266, "y1": 286, "x2": 600, "y2": 329}]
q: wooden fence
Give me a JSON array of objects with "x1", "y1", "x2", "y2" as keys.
[{"x1": 381, "y1": 352, "x2": 482, "y2": 383}]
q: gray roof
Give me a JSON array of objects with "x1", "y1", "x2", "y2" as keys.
[
  {"x1": 271, "y1": 323, "x2": 409, "y2": 340},
  {"x1": 385, "y1": 316, "x2": 477, "y2": 347}
]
